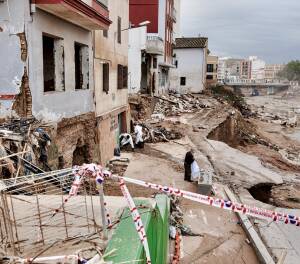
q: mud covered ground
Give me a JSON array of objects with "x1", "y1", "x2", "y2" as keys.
[{"x1": 109, "y1": 90, "x2": 300, "y2": 263}]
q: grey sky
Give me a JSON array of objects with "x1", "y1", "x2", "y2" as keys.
[{"x1": 181, "y1": 0, "x2": 300, "y2": 63}]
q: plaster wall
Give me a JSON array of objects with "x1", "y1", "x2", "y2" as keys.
[
  {"x1": 171, "y1": 48, "x2": 206, "y2": 93},
  {"x1": 28, "y1": 9, "x2": 94, "y2": 122},
  {"x1": 94, "y1": 0, "x2": 129, "y2": 117},
  {"x1": 128, "y1": 26, "x2": 147, "y2": 94},
  {"x1": 0, "y1": 0, "x2": 29, "y2": 116}
]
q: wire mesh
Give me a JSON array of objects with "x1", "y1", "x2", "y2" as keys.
[{"x1": 0, "y1": 169, "x2": 103, "y2": 256}]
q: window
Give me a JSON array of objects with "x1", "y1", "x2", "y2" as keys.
[
  {"x1": 117, "y1": 17, "x2": 121, "y2": 44},
  {"x1": 180, "y1": 77, "x2": 186, "y2": 86},
  {"x1": 207, "y1": 64, "x2": 214, "y2": 73},
  {"x1": 74, "y1": 42, "x2": 89, "y2": 90},
  {"x1": 43, "y1": 35, "x2": 65, "y2": 92},
  {"x1": 117, "y1": 64, "x2": 128, "y2": 89},
  {"x1": 153, "y1": 58, "x2": 157, "y2": 69},
  {"x1": 103, "y1": 30, "x2": 108, "y2": 38},
  {"x1": 206, "y1": 75, "x2": 213, "y2": 80},
  {"x1": 103, "y1": 63, "x2": 109, "y2": 94}
]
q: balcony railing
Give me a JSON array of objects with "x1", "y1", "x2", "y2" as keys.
[{"x1": 146, "y1": 36, "x2": 164, "y2": 55}]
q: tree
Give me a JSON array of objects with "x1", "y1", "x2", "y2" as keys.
[{"x1": 278, "y1": 60, "x2": 300, "y2": 82}]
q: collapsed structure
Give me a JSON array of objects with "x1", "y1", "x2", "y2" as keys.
[{"x1": 0, "y1": 0, "x2": 130, "y2": 169}]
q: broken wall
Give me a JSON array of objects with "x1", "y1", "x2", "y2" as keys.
[
  {"x1": 97, "y1": 108, "x2": 129, "y2": 165},
  {"x1": 0, "y1": 0, "x2": 31, "y2": 117},
  {"x1": 47, "y1": 112, "x2": 99, "y2": 168}
]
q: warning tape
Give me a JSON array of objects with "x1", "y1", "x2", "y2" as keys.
[
  {"x1": 119, "y1": 178, "x2": 151, "y2": 263},
  {"x1": 64, "y1": 164, "x2": 152, "y2": 263},
  {"x1": 118, "y1": 176, "x2": 300, "y2": 227}
]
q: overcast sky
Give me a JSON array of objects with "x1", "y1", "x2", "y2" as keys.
[{"x1": 181, "y1": 0, "x2": 300, "y2": 63}]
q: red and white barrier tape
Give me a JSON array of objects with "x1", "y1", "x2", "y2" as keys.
[
  {"x1": 118, "y1": 176, "x2": 300, "y2": 227},
  {"x1": 119, "y1": 178, "x2": 152, "y2": 263}
]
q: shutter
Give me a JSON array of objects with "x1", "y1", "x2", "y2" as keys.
[
  {"x1": 103, "y1": 63, "x2": 109, "y2": 93},
  {"x1": 117, "y1": 64, "x2": 123, "y2": 89},
  {"x1": 117, "y1": 17, "x2": 121, "y2": 44},
  {"x1": 123, "y1": 66, "x2": 128, "y2": 88}
]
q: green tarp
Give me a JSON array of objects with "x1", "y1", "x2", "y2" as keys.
[{"x1": 104, "y1": 194, "x2": 170, "y2": 264}]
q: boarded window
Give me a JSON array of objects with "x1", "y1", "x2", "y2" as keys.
[
  {"x1": 180, "y1": 77, "x2": 186, "y2": 86},
  {"x1": 117, "y1": 64, "x2": 128, "y2": 89},
  {"x1": 117, "y1": 17, "x2": 121, "y2": 44},
  {"x1": 43, "y1": 35, "x2": 65, "y2": 92},
  {"x1": 103, "y1": 63, "x2": 109, "y2": 93},
  {"x1": 75, "y1": 42, "x2": 89, "y2": 90}
]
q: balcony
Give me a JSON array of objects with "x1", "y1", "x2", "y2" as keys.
[
  {"x1": 35, "y1": 0, "x2": 111, "y2": 30},
  {"x1": 146, "y1": 36, "x2": 164, "y2": 55}
]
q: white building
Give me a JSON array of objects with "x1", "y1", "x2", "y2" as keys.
[
  {"x1": 128, "y1": 26, "x2": 147, "y2": 94},
  {"x1": 171, "y1": 37, "x2": 208, "y2": 93},
  {"x1": 249, "y1": 56, "x2": 266, "y2": 81}
]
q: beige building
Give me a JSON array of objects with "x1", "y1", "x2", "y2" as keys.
[
  {"x1": 206, "y1": 55, "x2": 218, "y2": 85},
  {"x1": 94, "y1": 0, "x2": 130, "y2": 164},
  {"x1": 265, "y1": 64, "x2": 285, "y2": 82}
]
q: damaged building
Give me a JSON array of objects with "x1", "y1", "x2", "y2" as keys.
[{"x1": 0, "y1": 0, "x2": 130, "y2": 169}]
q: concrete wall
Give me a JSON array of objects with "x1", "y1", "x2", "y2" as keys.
[
  {"x1": 128, "y1": 26, "x2": 147, "y2": 94},
  {"x1": 0, "y1": 0, "x2": 29, "y2": 117},
  {"x1": 28, "y1": 9, "x2": 94, "y2": 121},
  {"x1": 94, "y1": 0, "x2": 129, "y2": 116},
  {"x1": 171, "y1": 48, "x2": 206, "y2": 93}
]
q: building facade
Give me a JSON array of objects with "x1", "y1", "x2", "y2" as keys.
[
  {"x1": 206, "y1": 55, "x2": 218, "y2": 86},
  {"x1": 129, "y1": 0, "x2": 178, "y2": 95},
  {"x1": 0, "y1": 0, "x2": 115, "y2": 167},
  {"x1": 171, "y1": 37, "x2": 208, "y2": 94},
  {"x1": 94, "y1": 0, "x2": 130, "y2": 165},
  {"x1": 217, "y1": 58, "x2": 243, "y2": 83},
  {"x1": 249, "y1": 56, "x2": 266, "y2": 81},
  {"x1": 265, "y1": 64, "x2": 285, "y2": 82}
]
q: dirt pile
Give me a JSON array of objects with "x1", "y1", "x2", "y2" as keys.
[{"x1": 210, "y1": 85, "x2": 253, "y2": 117}]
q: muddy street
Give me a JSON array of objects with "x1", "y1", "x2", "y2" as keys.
[{"x1": 119, "y1": 90, "x2": 300, "y2": 263}]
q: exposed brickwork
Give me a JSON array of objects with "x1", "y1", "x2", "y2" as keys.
[{"x1": 12, "y1": 67, "x2": 33, "y2": 118}]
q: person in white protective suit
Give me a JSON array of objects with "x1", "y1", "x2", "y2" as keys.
[
  {"x1": 119, "y1": 133, "x2": 135, "y2": 151},
  {"x1": 134, "y1": 124, "x2": 144, "y2": 148}
]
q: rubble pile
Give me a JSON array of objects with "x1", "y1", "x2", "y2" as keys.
[
  {"x1": 0, "y1": 118, "x2": 53, "y2": 179},
  {"x1": 153, "y1": 93, "x2": 211, "y2": 117},
  {"x1": 141, "y1": 123, "x2": 183, "y2": 143},
  {"x1": 254, "y1": 107, "x2": 298, "y2": 127}
]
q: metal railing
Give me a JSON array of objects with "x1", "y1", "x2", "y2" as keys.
[{"x1": 147, "y1": 35, "x2": 163, "y2": 42}]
